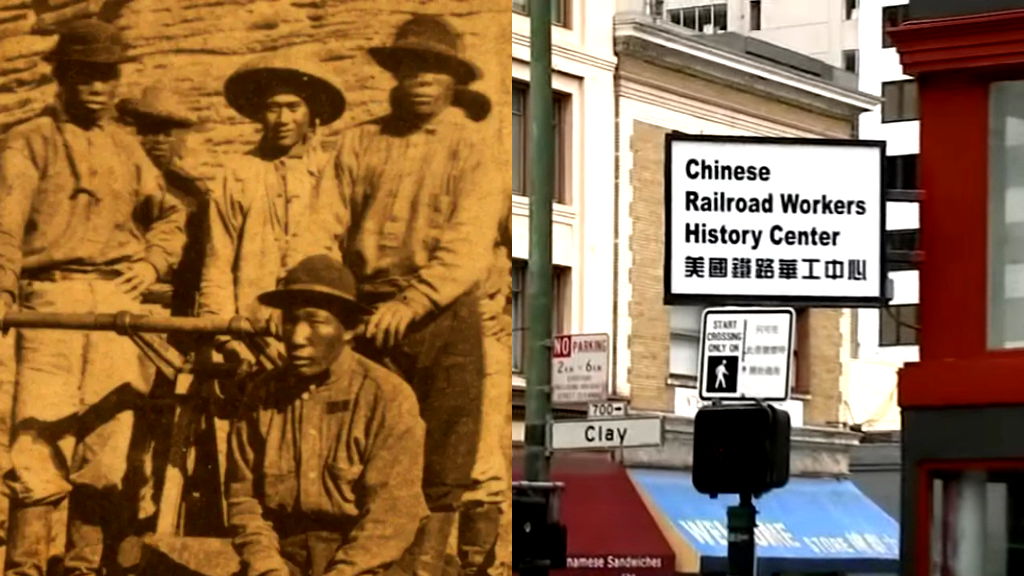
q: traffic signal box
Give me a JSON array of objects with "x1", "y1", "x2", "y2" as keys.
[{"x1": 692, "y1": 403, "x2": 791, "y2": 497}]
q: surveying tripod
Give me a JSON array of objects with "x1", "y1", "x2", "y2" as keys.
[{"x1": 0, "y1": 310, "x2": 281, "y2": 537}]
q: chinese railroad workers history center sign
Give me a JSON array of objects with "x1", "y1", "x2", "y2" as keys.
[{"x1": 664, "y1": 134, "x2": 886, "y2": 305}]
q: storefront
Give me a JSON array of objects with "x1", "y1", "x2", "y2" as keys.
[{"x1": 628, "y1": 469, "x2": 899, "y2": 575}]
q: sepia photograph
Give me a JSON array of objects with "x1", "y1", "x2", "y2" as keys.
[{"x1": 0, "y1": 1, "x2": 512, "y2": 575}]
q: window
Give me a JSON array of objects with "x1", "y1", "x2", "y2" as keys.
[
  {"x1": 669, "y1": 306, "x2": 704, "y2": 380},
  {"x1": 667, "y1": 3, "x2": 727, "y2": 33},
  {"x1": 988, "y1": 80, "x2": 1024, "y2": 349},
  {"x1": 511, "y1": 259, "x2": 571, "y2": 374},
  {"x1": 879, "y1": 304, "x2": 919, "y2": 346},
  {"x1": 842, "y1": 49, "x2": 858, "y2": 74},
  {"x1": 885, "y1": 154, "x2": 918, "y2": 190},
  {"x1": 513, "y1": 262, "x2": 525, "y2": 373},
  {"x1": 845, "y1": 0, "x2": 858, "y2": 20},
  {"x1": 511, "y1": 0, "x2": 567, "y2": 27},
  {"x1": 927, "y1": 469, "x2": 1024, "y2": 576},
  {"x1": 886, "y1": 229, "x2": 920, "y2": 271},
  {"x1": 512, "y1": 84, "x2": 569, "y2": 203},
  {"x1": 882, "y1": 4, "x2": 910, "y2": 48},
  {"x1": 882, "y1": 80, "x2": 919, "y2": 123},
  {"x1": 749, "y1": 0, "x2": 761, "y2": 31}
]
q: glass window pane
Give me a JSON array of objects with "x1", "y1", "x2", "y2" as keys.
[
  {"x1": 683, "y1": 7, "x2": 697, "y2": 30},
  {"x1": 882, "y1": 82, "x2": 898, "y2": 122},
  {"x1": 512, "y1": 0, "x2": 528, "y2": 15},
  {"x1": 903, "y1": 80, "x2": 919, "y2": 120},
  {"x1": 989, "y1": 81, "x2": 1024, "y2": 348},
  {"x1": 698, "y1": 5, "x2": 712, "y2": 32},
  {"x1": 553, "y1": 95, "x2": 564, "y2": 203},
  {"x1": 552, "y1": 0, "x2": 565, "y2": 26},
  {"x1": 713, "y1": 3, "x2": 727, "y2": 32},
  {"x1": 513, "y1": 88, "x2": 525, "y2": 196},
  {"x1": 749, "y1": 0, "x2": 760, "y2": 31},
  {"x1": 880, "y1": 307, "x2": 897, "y2": 345},
  {"x1": 512, "y1": 262, "x2": 525, "y2": 372},
  {"x1": 898, "y1": 305, "x2": 918, "y2": 345}
]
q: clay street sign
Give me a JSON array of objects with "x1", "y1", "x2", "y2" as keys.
[{"x1": 550, "y1": 416, "x2": 663, "y2": 450}]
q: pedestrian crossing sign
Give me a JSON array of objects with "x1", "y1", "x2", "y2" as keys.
[{"x1": 698, "y1": 307, "x2": 795, "y2": 401}]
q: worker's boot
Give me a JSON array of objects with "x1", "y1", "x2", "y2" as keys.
[
  {"x1": 4, "y1": 502, "x2": 54, "y2": 576},
  {"x1": 457, "y1": 504, "x2": 501, "y2": 576},
  {"x1": 63, "y1": 489, "x2": 108, "y2": 576},
  {"x1": 407, "y1": 511, "x2": 458, "y2": 576}
]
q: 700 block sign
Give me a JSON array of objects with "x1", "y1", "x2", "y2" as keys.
[{"x1": 551, "y1": 333, "x2": 610, "y2": 404}]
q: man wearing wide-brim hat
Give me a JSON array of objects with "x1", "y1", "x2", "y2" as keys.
[
  {"x1": 224, "y1": 254, "x2": 428, "y2": 576},
  {"x1": 198, "y1": 47, "x2": 346, "y2": 370},
  {"x1": 0, "y1": 18, "x2": 186, "y2": 576},
  {"x1": 118, "y1": 84, "x2": 212, "y2": 324},
  {"x1": 297, "y1": 14, "x2": 506, "y2": 576}
]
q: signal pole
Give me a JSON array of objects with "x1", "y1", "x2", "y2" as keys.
[
  {"x1": 727, "y1": 493, "x2": 757, "y2": 576},
  {"x1": 525, "y1": 0, "x2": 554, "y2": 485}
]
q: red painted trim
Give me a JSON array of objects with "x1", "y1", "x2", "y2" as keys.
[
  {"x1": 915, "y1": 75, "x2": 989, "y2": 362},
  {"x1": 899, "y1": 352, "x2": 1024, "y2": 407},
  {"x1": 890, "y1": 9, "x2": 1024, "y2": 75},
  {"x1": 913, "y1": 460, "x2": 1024, "y2": 576}
]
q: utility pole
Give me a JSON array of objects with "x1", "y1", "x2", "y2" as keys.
[{"x1": 525, "y1": 0, "x2": 554, "y2": 485}]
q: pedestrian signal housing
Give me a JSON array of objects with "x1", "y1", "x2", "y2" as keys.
[{"x1": 692, "y1": 403, "x2": 791, "y2": 497}]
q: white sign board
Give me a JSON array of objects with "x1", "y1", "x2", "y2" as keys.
[
  {"x1": 699, "y1": 307, "x2": 795, "y2": 401},
  {"x1": 551, "y1": 333, "x2": 609, "y2": 404},
  {"x1": 665, "y1": 135, "x2": 885, "y2": 305},
  {"x1": 588, "y1": 401, "x2": 627, "y2": 419},
  {"x1": 551, "y1": 417, "x2": 663, "y2": 450}
]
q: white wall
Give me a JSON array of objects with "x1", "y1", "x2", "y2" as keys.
[
  {"x1": 512, "y1": 2, "x2": 619, "y2": 390},
  {"x1": 746, "y1": 0, "x2": 857, "y2": 67}
]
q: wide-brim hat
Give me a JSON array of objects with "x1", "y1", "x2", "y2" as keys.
[
  {"x1": 369, "y1": 15, "x2": 481, "y2": 86},
  {"x1": 44, "y1": 18, "x2": 133, "y2": 64},
  {"x1": 258, "y1": 255, "x2": 370, "y2": 318},
  {"x1": 224, "y1": 50, "x2": 346, "y2": 126},
  {"x1": 116, "y1": 85, "x2": 197, "y2": 129}
]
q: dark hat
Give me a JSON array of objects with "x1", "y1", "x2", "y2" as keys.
[
  {"x1": 44, "y1": 19, "x2": 132, "y2": 65},
  {"x1": 258, "y1": 255, "x2": 370, "y2": 318},
  {"x1": 224, "y1": 49, "x2": 346, "y2": 126},
  {"x1": 369, "y1": 15, "x2": 481, "y2": 86},
  {"x1": 117, "y1": 85, "x2": 197, "y2": 129}
]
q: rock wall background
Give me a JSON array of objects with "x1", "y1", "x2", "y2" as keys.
[
  {"x1": 0, "y1": 0, "x2": 512, "y2": 564},
  {"x1": 1, "y1": 0, "x2": 511, "y2": 175}
]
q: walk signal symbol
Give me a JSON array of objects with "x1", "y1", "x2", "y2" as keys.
[{"x1": 705, "y1": 355, "x2": 738, "y2": 394}]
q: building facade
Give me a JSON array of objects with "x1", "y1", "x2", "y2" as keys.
[
  {"x1": 511, "y1": 0, "x2": 618, "y2": 441},
  {"x1": 647, "y1": 0, "x2": 860, "y2": 71},
  {"x1": 514, "y1": 2, "x2": 902, "y2": 573}
]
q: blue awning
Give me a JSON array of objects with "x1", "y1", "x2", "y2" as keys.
[{"x1": 628, "y1": 469, "x2": 900, "y2": 575}]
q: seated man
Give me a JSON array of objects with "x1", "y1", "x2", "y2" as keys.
[{"x1": 226, "y1": 254, "x2": 428, "y2": 576}]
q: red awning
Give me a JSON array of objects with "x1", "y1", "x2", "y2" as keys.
[{"x1": 513, "y1": 451, "x2": 675, "y2": 576}]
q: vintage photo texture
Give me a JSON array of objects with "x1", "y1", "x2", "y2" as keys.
[{"x1": 0, "y1": 0, "x2": 511, "y2": 574}]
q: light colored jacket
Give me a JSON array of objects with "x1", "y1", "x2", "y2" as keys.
[{"x1": 199, "y1": 140, "x2": 330, "y2": 324}]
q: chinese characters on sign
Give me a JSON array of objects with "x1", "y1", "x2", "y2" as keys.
[
  {"x1": 665, "y1": 136, "x2": 885, "y2": 304},
  {"x1": 682, "y1": 256, "x2": 868, "y2": 281}
]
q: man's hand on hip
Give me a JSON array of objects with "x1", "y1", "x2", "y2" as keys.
[{"x1": 114, "y1": 262, "x2": 159, "y2": 298}]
